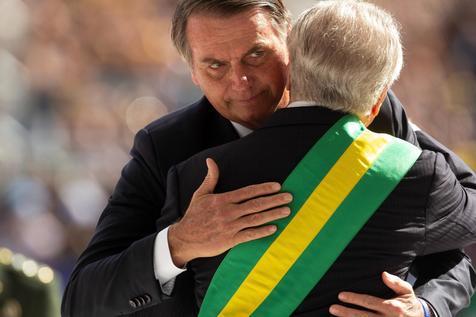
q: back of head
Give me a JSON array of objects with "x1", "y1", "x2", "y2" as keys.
[
  {"x1": 288, "y1": 0, "x2": 403, "y2": 116},
  {"x1": 172, "y1": 0, "x2": 291, "y2": 64}
]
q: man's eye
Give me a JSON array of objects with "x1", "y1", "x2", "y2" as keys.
[
  {"x1": 250, "y1": 50, "x2": 265, "y2": 58},
  {"x1": 246, "y1": 50, "x2": 266, "y2": 66},
  {"x1": 210, "y1": 63, "x2": 222, "y2": 70}
]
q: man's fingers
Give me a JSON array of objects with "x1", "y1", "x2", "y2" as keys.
[
  {"x1": 338, "y1": 287, "x2": 419, "y2": 317},
  {"x1": 232, "y1": 192, "x2": 292, "y2": 217},
  {"x1": 337, "y1": 292, "x2": 384, "y2": 312},
  {"x1": 233, "y1": 225, "x2": 277, "y2": 245},
  {"x1": 221, "y1": 182, "x2": 282, "y2": 203},
  {"x1": 236, "y1": 207, "x2": 291, "y2": 228},
  {"x1": 329, "y1": 304, "x2": 379, "y2": 317},
  {"x1": 194, "y1": 158, "x2": 220, "y2": 196},
  {"x1": 381, "y1": 271, "x2": 413, "y2": 296}
]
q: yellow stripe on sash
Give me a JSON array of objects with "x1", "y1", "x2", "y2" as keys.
[{"x1": 218, "y1": 130, "x2": 391, "y2": 316}]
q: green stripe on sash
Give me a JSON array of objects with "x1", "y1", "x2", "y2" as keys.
[{"x1": 199, "y1": 115, "x2": 421, "y2": 317}]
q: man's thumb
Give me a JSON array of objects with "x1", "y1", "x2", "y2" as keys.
[
  {"x1": 382, "y1": 271, "x2": 413, "y2": 296},
  {"x1": 195, "y1": 158, "x2": 219, "y2": 196}
]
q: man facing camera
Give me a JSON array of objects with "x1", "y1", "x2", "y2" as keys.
[{"x1": 158, "y1": 1, "x2": 476, "y2": 316}]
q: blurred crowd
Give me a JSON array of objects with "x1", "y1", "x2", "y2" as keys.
[{"x1": 0, "y1": 0, "x2": 474, "y2": 291}]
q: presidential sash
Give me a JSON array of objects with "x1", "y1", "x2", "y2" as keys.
[{"x1": 199, "y1": 114, "x2": 421, "y2": 317}]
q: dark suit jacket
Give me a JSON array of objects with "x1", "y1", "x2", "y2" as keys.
[
  {"x1": 160, "y1": 106, "x2": 476, "y2": 316},
  {"x1": 61, "y1": 92, "x2": 476, "y2": 316}
]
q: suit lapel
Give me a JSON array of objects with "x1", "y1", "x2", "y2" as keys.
[{"x1": 199, "y1": 97, "x2": 240, "y2": 147}]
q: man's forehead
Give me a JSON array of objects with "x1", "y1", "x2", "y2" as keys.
[
  {"x1": 187, "y1": 9, "x2": 278, "y2": 60},
  {"x1": 188, "y1": 7, "x2": 273, "y2": 28}
]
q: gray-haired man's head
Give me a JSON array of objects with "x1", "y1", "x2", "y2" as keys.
[{"x1": 288, "y1": 1, "x2": 403, "y2": 117}]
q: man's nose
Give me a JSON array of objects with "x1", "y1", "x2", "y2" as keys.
[{"x1": 229, "y1": 65, "x2": 252, "y2": 92}]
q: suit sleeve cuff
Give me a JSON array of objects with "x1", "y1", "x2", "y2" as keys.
[{"x1": 153, "y1": 227, "x2": 187, "y2": 287}]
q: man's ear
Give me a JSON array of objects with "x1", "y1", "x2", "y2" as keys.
[
  {"x1": 283, "y1": 70, "x2": 292, "y2": 106},
  {"x1": 372, "y1": 87, "x2": 389, "y2": 118},
  {"x1": 190, "y1": 69, "x2": 199, "y2": 86},
  {"x1": 286, "y1": 70, "x2": 291, "y2": 91},
  {"x1": 368, "y1": 103, "x2": 382, "y2": 124},
  {"x1": 362, "y1": 87, "x2": 388, "y2": 126}
]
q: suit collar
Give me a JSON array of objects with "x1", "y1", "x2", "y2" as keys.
[
  {"x1": 199, "y1": 96, "x2": 240, "y2": 143},
  {"x1": 261, "y1": 105, "x2": 347, "y2": 130},
  {"x1": 198, "y1": 97, "x2": 348, "y2": 137},
  {"x1": 198, "y1": 97, "x2": 252, "y2": 138}
]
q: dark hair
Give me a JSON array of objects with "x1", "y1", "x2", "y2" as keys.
[{"x1": 171, "y1": 0, "x2": 291, "y2": 63}]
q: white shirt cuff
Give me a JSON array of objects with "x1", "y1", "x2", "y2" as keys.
[{"x1": 153, "y1": 227, "x2": 187, "y2": 293}]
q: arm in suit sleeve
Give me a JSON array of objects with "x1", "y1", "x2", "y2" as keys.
[
  {"x1": 372, "y1": 90, "x2": 476, "y2": 316},
  {"x1": 418, "y1": 152, "x2": 476, "y2": 315},
  {"x1": 412, "y1": 251, "x2": 476, "y2": 317},
  {"x1": 423, "y1": 152, "x2": 476, "y2": 253},
  {"x1": 154, "y1": 165, "x2": 198, "y2": 316},
  {"x1": 61, "y1": 129, "x2": 173, "y2": 317},
  {"x1": 412, "y1": 127, "x2": 476, "y2": 316}
]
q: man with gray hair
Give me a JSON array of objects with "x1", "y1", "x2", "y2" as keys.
[
  {"x1": 62, "y1": 0, "x2": 476, "y2": 316},
  {"x1": 287, "y1": 1, "x2": 403, "y2": 119}
]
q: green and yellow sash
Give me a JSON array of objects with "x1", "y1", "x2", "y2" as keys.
[{"x1": 199, "y1": 115, "x2": 421, "y2": 317}]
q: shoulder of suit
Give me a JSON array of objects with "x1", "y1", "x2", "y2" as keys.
[
  {"x1": 405, "y1": 149, "x2": 441, "y2": 179},
  {"x1": 416, "y1": 149, "x2": 444, "y2": 166},
  {"x1": 142, "y1": 97, "x2": 214, "y2": 135}
]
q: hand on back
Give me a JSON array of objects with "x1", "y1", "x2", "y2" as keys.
[{"x1": 169, "y1": 158, "x2": 292, "y2": 267}]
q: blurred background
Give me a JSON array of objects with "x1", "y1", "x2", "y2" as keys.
[{"x1": 0, "y1": 0, "x2": 474, "y2": 313}]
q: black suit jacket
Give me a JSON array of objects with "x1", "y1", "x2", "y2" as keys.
[
  {"x1": 161, "y1": 106, "x2": 476, "y2": 316},
  {"x1": 61, "y1": 93, "x2": 476, "y2": 316}
]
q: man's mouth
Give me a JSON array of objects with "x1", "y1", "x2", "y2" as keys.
[{"x1": 235, "y1": 91, "x2": 264, "y2": 104}]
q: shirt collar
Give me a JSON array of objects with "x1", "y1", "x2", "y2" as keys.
[
  {"x1": 230, "y1": 101, "x2": 320, "y2": 137},
  {"x1": 287, "y1": 101, "x2": 317, "y2": 108},
  {"x1": 230, "y1": 121, "x2": 253, "y2": 138}
]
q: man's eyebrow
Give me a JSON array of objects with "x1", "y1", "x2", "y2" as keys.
[
  {"x1": 244, "y1": 44, "x2": 266, "y2": 56},
  {"x1": 200, "y1": 57, "x2": 226, "y2": 65},
  {"x1": 198, "y1": 43, "x2": 268, "y2": 65}
]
